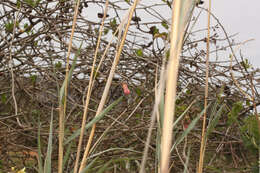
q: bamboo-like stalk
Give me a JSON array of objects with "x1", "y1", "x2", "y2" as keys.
[
  {"x1": 198, "y1": 0, "x2": 211, "y2": 173},
  {"x1": 161, "y1": 1, "x2": 182, "y2": 171},
  {"x1": 78, "y1": 1, "x2": 140, "y2": 172},
  {"x1": 59, "y1": 0, "x2": 80, "y2": 173},
  {"x1": 72, "y1": 1, "x2": 109, "y2": 173},
  {"x1": 160, "y1": 1, "x2": 194, "y2": 172}
]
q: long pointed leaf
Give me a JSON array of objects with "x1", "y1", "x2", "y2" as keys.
[
  {"x1": 184, "y1": 146, "x2": 191, "y2": 173},
  {"x1": 171, "y1": 104, "x2": 211, "y2": 151},
  {"x1": 79, "y1": 157, "x2": 99, "y2": 173},
  {"x1": 206, "y1": 104, "x2": 224, "y2": 137},
  {"x1": 62, "y1": 141, "x2": 73, "y2": 171},
  {"x1": 37, "y1": 120, "x2": 43, "y2": 173},
  {"x1": 173, "y1": 98, "x2": 197, "y2": 128},
  {"x1": 44, "y1": 110, "x2": 54, "y2": 173},
  {"x1": 64, "y1": 96, "x2": 123, "y2": 145},
  {"x1": 59, "y1": 44, "x2": 82, "y2": 105}
]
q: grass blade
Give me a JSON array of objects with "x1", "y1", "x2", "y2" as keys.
[
  {"x1": 62, "y1": 141, "x2": 73, "y2": 171},
  {"x1": 64, "y1": 96, "x2": 123, "y2": 145},
  {"x1": 37, "y1": 120, "x2": 43, "y2": 173},
  {"x1": 44, "y1": 109, "x2": 54, "y2": 173},
  {"x1": 206, "y1": 104, "x2": 224, "y2": 137},
  {"x1": 173, "y1": 98, "x2": 197, "y2": 128},
  {"x1": 184, "y1": 146, "x2": 191, "y2": 173},
  {"x1": 79, "y1": 157, "x2": 99, "y2": 173},
  {"x1": 171, "y1": 104, "x2": 210, "y2": 151},
  {"x1": 95, "y1": 158, "x2": 135, "y2": 173},
  {"x1": 58, "y1": 43, "x2": 82, "y2": 173},
  {"x1": 59, "y1": 44, "x2": 82, "y2": 105}
]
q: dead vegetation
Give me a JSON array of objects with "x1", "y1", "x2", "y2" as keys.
[{"x1": 0, "y1": 0, "x2": 259, "y2": 172}]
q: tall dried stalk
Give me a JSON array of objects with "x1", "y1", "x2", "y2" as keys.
[
  {"x1": 78, "y1": 1, "x2": 140, "y2": 172},
  {"x1": 59, "y1": 0, "x2": 81, "y2": 173},
  {"x1": 160, "y1": 1, "x2": 194, "y2": 172},
  {"x1": 198, "y1": 0, "x2": 211, "y2": 173},
  {"x1": 72, "y1": 1, "x2": 109, "y2": 173}
]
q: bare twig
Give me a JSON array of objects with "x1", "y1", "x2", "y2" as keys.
[{"x1": 8, "y1": 6, "x2": 23, "y2": 127}]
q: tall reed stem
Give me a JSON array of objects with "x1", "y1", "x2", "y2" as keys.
[
  {"x1": 161, "y1": 0, "x2": 187, "y2": 172},
  {"x1": 198, "y1": 0, "x2": 211, "y2": 172}
]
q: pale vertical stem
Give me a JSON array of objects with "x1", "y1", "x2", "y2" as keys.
[
  {"x1": 161, "y1": 0, "x2": 183, "y2": 172},
  {"x1": 198, "y1": 0, "x2": 211, "y2": 173}
]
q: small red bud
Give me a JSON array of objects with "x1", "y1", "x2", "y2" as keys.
[
  {"x1": 183, "y1": 119, "x2": 191, "y2": 130},
  {"x1": 122, "y1": 83, "x2": 130, "y2": 95}
]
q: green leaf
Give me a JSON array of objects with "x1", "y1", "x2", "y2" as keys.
[
  {"x1": 206, "y1": 104, "x2": 224, "y2": 137},
  {"x1": 161, "y1": 20, "x2": 169, "y2": 29},
  {"x1": 30, "y1": 75, "x2": 37, "y2": 84},
  {"x1": 246, "y1": 100, "x2": 250, "y2": 106},
  {"x1": 110, "y1": 18, "x2": 117, "y2": 28},
  {"x1": 135, "y1": 113, "x2": 142, "y2": 118},
  {"x1": 24, "y1": 23, "x2": 29, "y2": 29},
  {"x1": 103, "y1": 28, "x2": 109, "y2": 35},
  {"x1": 240, "y1": 115, "x2": 260, "y2": 150},
  {"x1": 241, "y1": 58, "x2": 251, "y2": 69},
  {"x1": 227, "y1": 102, "x2": 243, "y2": 125},
  {"x1": 149, "y1": 26, "x2": 159, "y2": 35},
  {"x1": 135, "y1": 49, "x2": 143, "y2": 57},
  {"x1": 135, "y1": 88, "x2": 142, "y2": 96},
  {"x1": 24, "y1": 0, "x2": 36, "y2": 7},
  {"x1": 5, "y1": 22, "x2": 14, "y2": 33},
  {"x1": 17, "y1": 0, "x2": 21, "y2": 8},
  {"x1": 1, "y1": 94, "x2": 7, "y2": 104},
  {"x1": 35, "y1": 0, "x2": 41, "y2": 5},
  {"x1": 55, "y1": 61, "x2": 62, "y2": 69}
]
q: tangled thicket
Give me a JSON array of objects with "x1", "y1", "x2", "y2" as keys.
[{"x1": 0, "y1": 0, "x2": 259, "y2": 172}]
